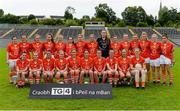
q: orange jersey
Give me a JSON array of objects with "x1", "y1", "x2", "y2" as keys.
[
  {"x1": 94, "y1": 57, "x2": 106, "y2": 72},
  {"x1": 118, "y1": 57, "x2": 131, "y2": 71},
  {"x1": 106, "y1": 57, "x2": 117, "y2": 69},
  {"x1": 43, "y1": 41, "x2": 55, "y2": 54},
  {"x1": 120, "y1": 41, "x2": 131, "y2": 56},
  {"x1": 16, "y1": 59, "x2": 29, "y2": 70},
  {"x1": 29, "y1": 59, "x2": 42, "y2": 70},
  {"x1": 86, "y1": 41, "x2": 98, "y2": 58},
  {"x1": 75, "y1": 41, "x2": 86, "y2": 57},
  {"x1": 65, "y1": 43, "x2": 76, "y2": 56},
  {"x1": 43, "y1": 58, "x2": 55, "y2": 71},
  {"x1": 110, "y1": 42, "x2": 121, "y2": 58},
  {"x1": 139, "y1": 40, "x2": 151, "y2": 58},
  {"x1": 18, "y1": 42, "x2": 31, "y2": 59},
  {"x1": 149, "y1": 42, "x2": 161, "y2": 59},
  {"x1": 31, "y1": 42, "x2": 44, "y2": 59},
  {"x1": 131, "y1": 56, "x2": 145, "y2": 66},
  {"x1": 55, "y1": 58, "x2": 68, "y2": 70},
  {"x1": 160, "y1": 42, "x2": 174, "y2": 59},
  {"x1": 7, "y1": 43, "x2": 20, "y2": 59},
  {"x1": 68, "y1": 57, "x2": 81, "y2": 69},
  {"x1": 55, "y1": 42, "x2": 66, "y2": 52},
  {"x1": 130, "y1": 40, "x2": 140, "y2": 55},
  {"x1": 81, "y1": 57, "x2": 93, "y2": 70}
]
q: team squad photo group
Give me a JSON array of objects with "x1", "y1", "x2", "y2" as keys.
[{"x1": 6, "y1": 30, "x2": 174, "y2": 89}]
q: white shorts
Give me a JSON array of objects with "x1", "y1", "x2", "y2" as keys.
[
  {"x1": 8, "y1": 59, "x2": 17, "y2": 68},
  {"x1": 150, "y1": 58, "x2": 160, "y2": 67},
  {"x1": 144, "y1": 58, "x2": 150, "y2": 64},
  {"x1": 160, "y1": 55, "x2": 171, "y2": 65}
]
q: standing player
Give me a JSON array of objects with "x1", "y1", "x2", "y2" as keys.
[
  {"x1": 130, "y1": 48, "x2": 146, "y2": 89},
  {"x1": 94, "y1": 50, "x2": 107, "y2": 84},
  {"x1": 68, "y1": 49, "x2": 81, "y2": 84},
  {"x1": 120, "y1": 34, "x2": 131, "y2": 57},
  {"x1": 118, "y1": 49, "x2": 131, "y2": 86},
  {"x1": 55, "y1": 50, "x2": 68, "y2": 84},
  {"x1": 106, "y1": 50, "x2": 118, "y2": 85},
  {"x1": 130, "y1": 34, "x2": 140, "y2": 57},
  {"x1": 65, "y1": 37, "x2": 76, "y2": 58},
  {"x1": 110, "y1": 35, "x2": 121, "y2": 58},
  {"x1": 149, "y1": 34, "x2": 161, "y2": 83},
  {"x1": 75, "y1": 34, "x2": 86, "y2": 58},
  {"x1": 55, "y1": 34, "x2": 66, "y2": 59},
  {"x1": 160, "y1": 35, "x2": 174, "y2": 86},
  {"x1": 31, "y1": 34, "x2": 44, "y2": 59},
  {"x1": 7, "y1": 36, "x2": 20, "y2": 84},
  {"x1": 29, "y1": 53, "x2": 42, "y2": 84},
  {"x1": 42, "y1": 51, "x2": 55, "y2": 83},
  {"x1": 80, "y1": 50, "x2": 94, "y2": 84},
  {"x1": 86, "y1": 34, "x2": 98, "y2": 58},
  {"x1": 18, "y1": 35, "x2": 31, "y2": 59},
  {"x1": 139, "y1": 32, "x2": 151, "y2": 82},
  {"x1": 43, "y1": 33, "x2": 55, "y2": 56},
  {"x1": 16, "y1": 52, "x2": 29, "y2": 88}
]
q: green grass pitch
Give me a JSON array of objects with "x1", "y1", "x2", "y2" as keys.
[{"x1": 0, "y1": 48, "x2": 180, "y2": 110}]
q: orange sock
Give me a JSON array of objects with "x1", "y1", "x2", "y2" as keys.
[
  {"x1": 142, "y1": 82, "x2": 145, "y2": 87},
  {"x1": 135, "y1": 82, "x2": 139, "y2": 87}
]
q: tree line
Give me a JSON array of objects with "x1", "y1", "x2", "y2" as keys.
[{"x1": 0, "y1": 3, "x2": 179, "y2": 28}]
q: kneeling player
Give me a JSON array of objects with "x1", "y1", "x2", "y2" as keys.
[
  {"x1": 106, "y1": 50, "x2": 118, "y2": 85},
  {"x1": 118, "y1": 49, "x2": 131, "y2": 85},
  {"x1": 43, "y1": 51, "x2": 55, "y2": 83},
  {"x1": 29, "y1": 53, "x2": 42, "y2": 84},
  {"x1": 68, "y1": 49, "x2": 81, "y2": 84},
  {"x1": 130, "y1": 48, "x2": 146, "y2": 89},
  {"x1": 94, "y1": 50, "x2": 107, "y2": 84},
  {"x1": 80, "y1": 50, "x2": 94, "y2": 84},
  {"x1": 55, "y1": 50, "x2": 68, "y2": 84},
  {"x1": 16, "y1": 52, "x2": 29, "y2": 87}
]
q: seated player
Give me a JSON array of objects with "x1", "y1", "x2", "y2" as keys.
[
  {"x1": 130, "y1": 48, "x2": 146, "y2": 89},
  {"x1": 94, "y1": 50, "x2": 107, "y2": 84},
  {"x1": 68, "y1": 49, "x2": 81, "y2": 84},
  {"x1": 79, "y1": 50, "x2": 94, "y2": 84},
  {"x1": 118, "y1": 49, "x2": 131, "y2": 86},
  {"x1": 106, "y1": 50, "x2": 118, "y2": 86},
  {"x1": 160, "y1": 34, "x2": 174, "y2": 86},
  {"x1": 29, "y1": 53, "x2": 42, "y2": 84},
  {"x1": 7, "y1": 36, "x2": 20, "y2": 84},
  {"x1": 55, "y1": 50, "x2": 68, "y2": 84},
  {"x1": 42, "y1": 51, "x2": 55, "y2": 83},
  {"x1": 16, "y1": 52, "x2": 29, "y2": 88}
]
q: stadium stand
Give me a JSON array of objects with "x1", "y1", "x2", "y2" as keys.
[
  {"x1": 0, "y1": 28, "x2": 12, "y2": 37},
  {"x1": 108, "y1": 27, "x2": 132, "y2": 39},
  {"x1": 60, "y1": 27, "x2": 82, "y2": 39},
  {"x1": 131, "y1": 27, "x2": 155, "y2": 38},
  {"x1": 84, "y1": 26, "x2": 105, "y2": 39}
]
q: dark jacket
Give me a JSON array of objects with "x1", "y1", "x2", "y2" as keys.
[{"x1": 96, "y1": 37, "x2": 110, "y2": 58}]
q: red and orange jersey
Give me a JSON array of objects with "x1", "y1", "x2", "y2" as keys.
[
  {"x1": 29, "y1": 59, "x2": 42, "y2": 70},
  {"x1": 139, "y1": 40, "x2": 151, "y2": 58},
  {"x1": 7, "y1": 43, "x2": 20, "y2": 59},
  {"x1": 16, "y1": 59, "x2": 29, "y2": 70},
  {"x1": 55, "y1": 58, "x2": 68, "y2": 70},
  {"x1": 75, "y1": 40, "x2": 86, "y2": 57},
  {"x1": 110, "y1": 41, "x2": 121, "y2": 58},
  {"x1": 65, "y1": 43, "x2": 76, "y2": 56},
  {"x1": 120, "y1": 41, "x2": 131, "y2": 56},
  {"x1": 160, "y1": 42, "x2": 174, "y2": 59},
  {"x1": 31, "y1": 42, "x2": 44, "y2": 59},
  {"x1": 118, "y1": 57, "x2": 131, "y2": 71},
  {"x1": 149, "y1": 41, "x2": 161, "y2": 59},
  {"x1": 68, "y1": 57, "x2": 81, "y2": 70},
  {"x1": 18, "y1": 42, "x2": 31, "y2": 59},
  {"x1": 81, "y1": 57, "x2": 93, "y2": 70},
  {"x1": 131, "y1": 56, "x2": 145, "y2": 66},
  {"x1": 106, "y1": 57, "x2": 118, "y2": 69},
  {"x1": 86, "y1": 41, "x2": 98, "y2": 58},
  {"x1": 55, "y1": 42, "x2": 66, "y2": 52},
  {"x1": 93, "y1": 57, "x2": 106, "y2": 72},
  {"x1": 43, "y1": 41, "x2": 55, "y2": 54},
  {"x1": 43, "y1": 58, "x2": 55, "y2": 71},
  {"x1": 130, "y1": 40, "x2": 140, "y2": 55}
]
